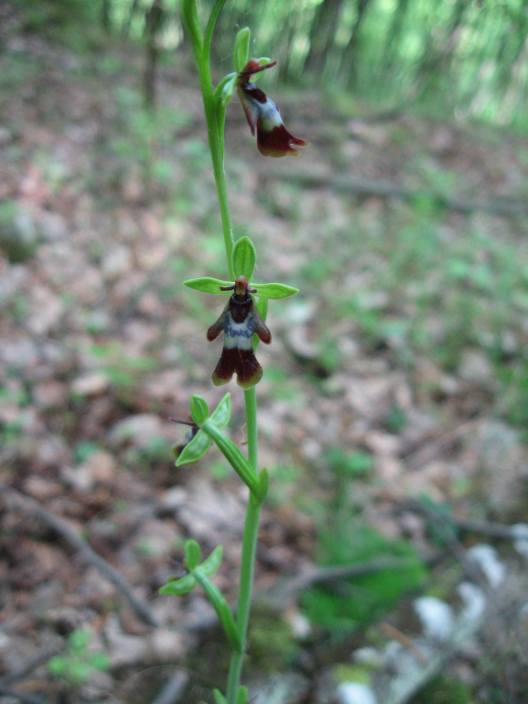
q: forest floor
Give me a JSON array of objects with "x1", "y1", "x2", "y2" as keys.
[{"x1": 2, "y1": 33, "x2": 528, "y2": 704}]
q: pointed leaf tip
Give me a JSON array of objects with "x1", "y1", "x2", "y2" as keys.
[
  {"x1": 201, "y1": 545, "x2": 223, "y2": 576},
  {"x1": 213, "y1": 690, "x2": 228, "y2": 704},
  {"x1": 232, "y1": 236, "x2": 257, "y2": 280},
  {"x1": 209, "y1": 392, "x2": 231, "y2": 429},
  {"x1": 184, "y1": 539, "x2": 202, "y2": 570},
  {"x1": 174, "y1": 428, "x2": 211, "y2": 466},
  {"x1": 159, "y1": 573, "x2": 196, "y2": 596},
  {"x1": 190, "y1": 395, "x2": 209, "y2": 424}
]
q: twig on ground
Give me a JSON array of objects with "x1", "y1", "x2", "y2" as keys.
[
  {"x1": 151, "y1": 671, "x2": 189, "y2": 704},
  {"x1": 0, "y1": 484, "x2": 159, "y2": 628},
  {"x1": 0, "y1": 648, "x2": 61, "y2": 686},
  {"x1": 400, "y1": 499, "x2": 528, "y2": 542},
  {"x1": 0, "y1": 686, "x2": 45, "y2": 704},
  {"x1": 263, "y1": 169, "x2": 528, "y2": 219}
]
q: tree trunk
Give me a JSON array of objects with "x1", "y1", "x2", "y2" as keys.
[
  {"x1": 340, "y1": 0, "x2": 373, "y2": 85},
  {"x1": 304, "y1": 0, "x2": 344, "y2": 77},
  {"x1": 143, "y1": 0, "x2": 163, "y2": 110}
]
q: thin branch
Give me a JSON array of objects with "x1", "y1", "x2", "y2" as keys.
[
  {"x1": 0, "y1": 484, "x2": 159, "y2": 628},
  {"x1": 401, "y1": 499, "x2": 528, "y2": 542},
  {"x1": 263, "y1": 168, "x2": 528, "y2": 219},
  {"x1": 0, "y1": 686, "x2": 44, "y2": 704},
  {"x1": 0, "y1": 647, "x2": 61, "y2": 686},
  {"x1": 151, "y1": 671, "x2": 188, "y2": 704}
]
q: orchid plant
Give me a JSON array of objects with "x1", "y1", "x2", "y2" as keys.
[{"x1": 159, "y1": 1, "x2": 306, "y2": 702}]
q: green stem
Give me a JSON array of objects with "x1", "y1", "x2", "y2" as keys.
[
  {"x1": 197, "y1": 42, "x2": 234, "y2": 277},
  {"x1": 226, "y1": 389, "x2": 260, "y2": 703},
  {"x1": 192, "y1": 5, "x2": 262, "y2": 700}
]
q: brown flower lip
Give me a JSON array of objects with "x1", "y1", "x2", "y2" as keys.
[{"x1": 237, "y1": 59, "x2": 307, "y2": 157}]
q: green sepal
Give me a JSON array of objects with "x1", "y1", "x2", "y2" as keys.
[
  {"x1": 175, "y1": 393, "x2": 231, "y2": 467},
  {"x1": 159, "y1": 573, "x2": 196, "y2": 596},
  {"x1": 257, "y1": 468, "x2": 269, "y2": 502},
  {"x1": 202, "y1": 419, "x2": 259, "y2": 495},
  {"x1": 233, "y1": 27, "x2": 251, "y2": 72},
  {"x1": 184, "y1": 277, "x2": 299, "y2": 300},
  {"x1": 252, "y1": 282, "x2": 299, "y2": 299},
  {"x1": 184, "y1": 276, "x2": 233, "y2": 295},
  {"x1": 190, "y1": 395, "x2": 209, "y2": 424},
  {"x1": 253, "y1": 296, "x2": 268, "y2": 350},
  {"x1": 181, "y1": 0, "x2": 202, "y2": 54},
  {"x1": 237, "y1": 687, "x2": 249, "y2": 704},
  {"x1": 214, "y1": 72, "x2": 237, "y2": 110},
  {"x1": 184, "y1": 539, "x2": 202, "y2": 570},
  {"x1": 213, "y1": 691, "x2": 228, "y2": 704},
  {"x1": 193, "y1": 569, "x2": 242, "y2": 652},
  {"x1": 201, "y1": 545, "x2": 223, "y2": 577},
  {"x1": 232, "y1": 236, "x2": 256, "y2": 279}
]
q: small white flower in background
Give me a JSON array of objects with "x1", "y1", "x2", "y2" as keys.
[
  {"x1": 414, "y1": 596, "x2": 454, "y2": 641},
  {"x1": 512, "y1": 524, "x2": 528, "y2": 558},
  {"x1": 467, "y1": 544, "x2": 506, "y2": 587},
  {"x1": 337, "y1": 682, "x2": 378, "y2": 704},
  {"x1": 458, "y1": 582, "x2": 486, "y2": 623}
]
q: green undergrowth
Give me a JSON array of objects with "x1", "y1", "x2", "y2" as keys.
[
  {"x1": 301, "y1": 520, "x2": 426, "y2": 634},
  {"x1": 294, "y1": 189, "x2": 528, "y2": 430},
  {"x1": 409, "y1": 675, "x2": 473, "y2": 704}
]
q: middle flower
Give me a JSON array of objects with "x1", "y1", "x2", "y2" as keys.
[{"x1": 207, "y1": 276, "x2": 271, "y2": 389}]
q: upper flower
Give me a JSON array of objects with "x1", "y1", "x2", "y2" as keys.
[{"x1": 237, "y1": 59, "x2": 307, "y2": 158}]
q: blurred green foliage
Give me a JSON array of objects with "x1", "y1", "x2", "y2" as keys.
[
  {"x1": 409, "y1": 675, "x2": 473, "y2": 704},
  {"x1": 7, "y1": 0, "x2": 528, "y2": 130},
  {"x1": 301, "y1": 521, "x2": 426, "y2": 633},
  {"x1": 48, "y1": 629, "x2": 109, "y2": 686}
]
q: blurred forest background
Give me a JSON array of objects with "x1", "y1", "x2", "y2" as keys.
[{"x1": 1, "y1": 0, "x2": 528, "y2": 703}]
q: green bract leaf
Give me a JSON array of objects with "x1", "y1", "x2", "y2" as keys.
[
  {"x1": 175, "y1": 427, "x2": 211, "y2": 466},
  {"x1": 213, "y1": 690, "x2": 228, "y2": 704},
  {"x1": 232, "y1": 236, "x2": 256, "y2": 279},
  {"x1": 184, "y1": 277, "x2": 233, "y2": 295},
  {"x1": 181, "y1": 0, "x2": 202, "y2": 53},
  {"x1": 202, "y1": 419, "x2": 259, "y2": 495},
  {"x1": 184, "y1": 539, "x2": 202, "y2": 570},
  {"x1": 190, "y1": 395, "x2": 209, "y2": 424},
  {"x1": 209, "y1": 392, "x2": 231, "y2": 429},
  {"x1": 159, "y1": 573, "x2": 196, "y2": 596},
  {"x1": 237, "y1": 687, "x2": 249, "y2": 704},
  {"x1": 233, "y1": 27, "x2": 251, "y2": 72},
  {"x1": 201, "y1": 545, "x2": 224, "y2": 577},
  {"x1": 257, "y1": 468, "x2": 269, "y2": 502},
  {"x1": 252, "y1": 282, "x2": 299, "y2": 299},
  {"x1": 193, "y1": 569, "x2": 242, "y2": 652},
  {"x1": 175, "y1": 394, "x2": 231, "y2": 467}
]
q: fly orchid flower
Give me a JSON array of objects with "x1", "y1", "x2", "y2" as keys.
[
  {"x1": 207, "y1": 276, "x2": 271, "y2": 388},
  {"x1": 237, "y1": 59, "x2": 307, "y2": 157}
]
